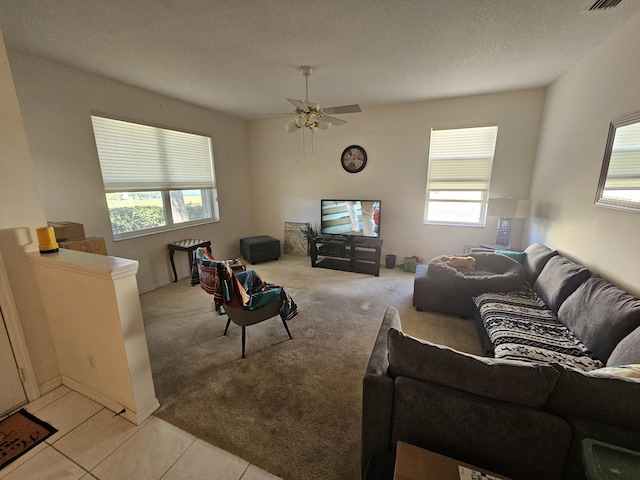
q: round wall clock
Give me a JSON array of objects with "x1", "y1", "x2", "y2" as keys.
[{"x1": 341, "y1": 145, "x2": 367, "y2": 173}]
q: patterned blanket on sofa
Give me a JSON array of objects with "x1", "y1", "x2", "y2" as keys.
[{"x1": 473, "y1": 286, "x2": 603, "y2": 371}]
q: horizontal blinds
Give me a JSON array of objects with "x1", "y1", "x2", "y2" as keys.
[
  {"x1": 604, "y1": 122, "x2": 640, "y2": 190},
  {"x1": 427, "y1": 126, "x2": 498, "y2": 191},
  {"x1": 91, "y1": 115, "x2": 215, "y2": 192}
]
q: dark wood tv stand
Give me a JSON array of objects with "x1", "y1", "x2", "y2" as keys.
[{"x1": 310, "y1": 236, "x2": 383, "y2": 277}]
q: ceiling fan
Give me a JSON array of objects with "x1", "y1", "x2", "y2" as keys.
[{"x1": 284, "y1": 65, "x2": 362, "y2": 134}]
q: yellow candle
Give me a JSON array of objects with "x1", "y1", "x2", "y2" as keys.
[{"x1": 36, "y1": 226, "x2": 59, "y2": 253}]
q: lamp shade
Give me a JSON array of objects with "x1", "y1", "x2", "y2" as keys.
[
  {"x1": 514, "y1": 199, "x2": 531, "y2": 219},
  {"x1": 488, "y1": 198, "x2": 530, "y2": 218}
]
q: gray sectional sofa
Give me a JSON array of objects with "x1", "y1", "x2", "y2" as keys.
[{"x1": 362, "y1": 243, "x2": 640, "y2": 479}]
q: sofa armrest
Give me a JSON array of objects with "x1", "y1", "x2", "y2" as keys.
[
  {"x1": 361, "y1": 307, "x2": 401, "y2": 477},
  {"x1": 362, "y1": 373, "x2": 394, "y2": 478}
]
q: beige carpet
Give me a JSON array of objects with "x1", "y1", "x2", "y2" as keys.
[{"x1": 141, "y1": 255, "x2": 482, "y2": 480}]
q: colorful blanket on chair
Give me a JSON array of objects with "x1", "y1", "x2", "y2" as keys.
[{"x1": 195, "y1": 247, "x2": 298, "y2": 321}]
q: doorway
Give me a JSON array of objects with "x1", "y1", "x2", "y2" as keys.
[{"x1": 0, "y1": 307, "x2": 27, "y2": 416}]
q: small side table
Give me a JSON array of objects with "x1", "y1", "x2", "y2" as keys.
[
  {"x1": 479, "y1": 243, "x2": 513, "y2": 251},
  {"x1": 168, "y1": 239, "x2": 211, "y2": 283},
  {"x1": 227, "y1": 259, "x2": 246, "y2": 274}
]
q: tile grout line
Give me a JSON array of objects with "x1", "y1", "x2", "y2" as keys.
[{"x1": 157, "y1": 436, "x2": 198, "y2": 480}]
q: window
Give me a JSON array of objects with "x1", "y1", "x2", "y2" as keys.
[
  {"x1": 424, "y1": 125, "x2": 498, "y2": 226},
  {"x1": 595, "y1": 111, "x2": 640, "y2": 212},
  {"x1": 91, "y1": 115, "x2": 219, "y2": 239}
]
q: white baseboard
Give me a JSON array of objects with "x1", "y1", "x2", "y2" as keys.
[
  {"x1": 38, "y1": 375, "x2": 63, "y2": 396},
  {"x1": 62, "y1": 375, "x2": 160, "y2": 425}
]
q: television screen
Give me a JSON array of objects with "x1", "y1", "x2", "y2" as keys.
[{"x1": 320, "y1": 199, "x2": 381, "y2": 238}]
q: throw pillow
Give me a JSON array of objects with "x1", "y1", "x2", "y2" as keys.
[
  {"x1": 591, "y1": 364, "x2": 640, "y2": 380},
  {"x1": 495, "y1": 250, "x2": 526, "y2": 263},
  {"x1": 386, "y1": 328, "x2": 559, "y2": 408},
  {"x1": 523, "y1": 243, "x2": 558, "y2": 284},
  {"x1": 558, "y1": 276, "x2": 640, "y2": 363},
  {"x1": 608, "y1": 325, "x2": 640, "y2": 366},
  {"x1": 534, "y1": 255, "x2": 591, "y2": 314}
]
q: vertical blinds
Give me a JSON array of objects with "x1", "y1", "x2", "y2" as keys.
[
  {"x1": 427, "y1": 125, "x2": 498, "y2": 191},
  {"x1": 604, "y1": 121, "x2": 640, "y2": 190},
  {"x1": 91, "y1": 115, "x2": 215, "y2": 192}
]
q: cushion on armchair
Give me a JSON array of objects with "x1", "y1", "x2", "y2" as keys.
[
  {"x1": 387, "y1": 328, "x2": 559, "y2": 408},
  {"x1": 558, "y1": 276, "x2": 640, "y2": 363}
]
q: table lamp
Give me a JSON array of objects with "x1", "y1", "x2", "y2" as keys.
[{"x1": 487, "y1": 198, "x2": 530, "y2": 248}]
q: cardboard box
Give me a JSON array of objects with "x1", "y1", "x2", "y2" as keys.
[
  {"x1": 394, "y1": 442, "x2": 510, "y2": 480},
  {"x1": 47, "y1": 221, "x2": 85, "y2": 241},
  {"x1": 58, "y1": 236, "x2": 107, "y2": 255}
]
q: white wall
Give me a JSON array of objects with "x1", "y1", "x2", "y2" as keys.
[
  {"x1": 528, "y1": 13, "x2": 640, "y2": 296},
  {"x1": 0, "y1": 29, "x2": 59, "y2": 390},
  {"x1": 7, "y1": 51, "x2": 255, "y2": 293},
  {"x1": 247, "y1": 88, "x2": 546, "y2": 264}
]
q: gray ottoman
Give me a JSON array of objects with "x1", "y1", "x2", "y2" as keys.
[{"x1": 240, "y1": 236, "x2": 280, "y2": 264}]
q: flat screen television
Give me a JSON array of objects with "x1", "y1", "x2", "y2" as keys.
[{"x1": 320, "y1": 199, "x2": 381, "y2": 238}]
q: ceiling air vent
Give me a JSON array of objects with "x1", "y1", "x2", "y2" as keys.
[{"x1": 587, "y1": 0, "x2": 623, "y2": 10}]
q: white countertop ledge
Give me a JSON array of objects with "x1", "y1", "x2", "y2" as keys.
[{"x1": 27, "y1": 249, "x2": 139, "y2": 280}]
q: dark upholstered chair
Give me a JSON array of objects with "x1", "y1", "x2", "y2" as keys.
[{"x1": 195, "y1": 247, "x2": 295, "y2": 358}]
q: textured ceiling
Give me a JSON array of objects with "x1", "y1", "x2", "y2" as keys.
[{"x1": 0, "y1": 0, "x2": 639, "y2": 121}]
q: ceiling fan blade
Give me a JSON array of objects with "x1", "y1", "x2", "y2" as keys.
[
  {"x1": 322, "y1": 104, "x2": 362, "y2": 115},
  {"x1": 287, "y1": 98, "x2": 308, "y2": 111},
  {"x1": 320, "y1": 115, "x2": 347, "y2": 126}
]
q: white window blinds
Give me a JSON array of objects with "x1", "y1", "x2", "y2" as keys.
[
  {"x1": 604, "y1": 121, "x2": 640, "y2": 191},
  {"x1": 91, "y1": 115, "x2": 215, "y2": 192},
  {"x1": 427, "y1": 125, "x2": 498, "y2": 191}
]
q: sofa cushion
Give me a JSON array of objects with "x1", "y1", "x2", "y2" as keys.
[
  {"x1": 474, "y1": 289, "x2": 603, "y2": 371},
  {"x1": 392, "y1": 377, "x2": 571, "y2": 480},
  {"x1": 546, "y1": 366, "x2": 640, "y2": 432},
  {"x1": 534, "y1": 255, "x2": 591, "y2": 314},
  {"x1": 558, "y1": 276, "x2": 640, "y2": 363},
  {"x1": 523, "y1": 243, "x2": 558, "y2": 284},
  {"x1": 608, "y1": 325, "x2": 640, "y2": 366},
  {"x1": 387, "y1": 328, "x2": 559, "y2": 408}
]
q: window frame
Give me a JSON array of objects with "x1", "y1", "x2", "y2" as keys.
[
  {"x1": 595, "y1": 111, "x2": 640, "y2": 213},
  {"x1": 424, "y1": 124, "x2": 498, "y2": 227},
  {"x1": 91, "y1": 114, "x2": 220, "y2": 240}
]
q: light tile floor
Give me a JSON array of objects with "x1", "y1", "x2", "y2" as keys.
[{"x1": 0, "y1": 386, "x2": 280, "y2": 480}]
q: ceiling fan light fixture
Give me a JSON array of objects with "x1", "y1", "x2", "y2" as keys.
[
  {"x1": 285, "y1": 119, "x2": 299, "y2": 133},
  {"x1": 280, "y1": 65, "x2": 362, "y2": 153}
]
